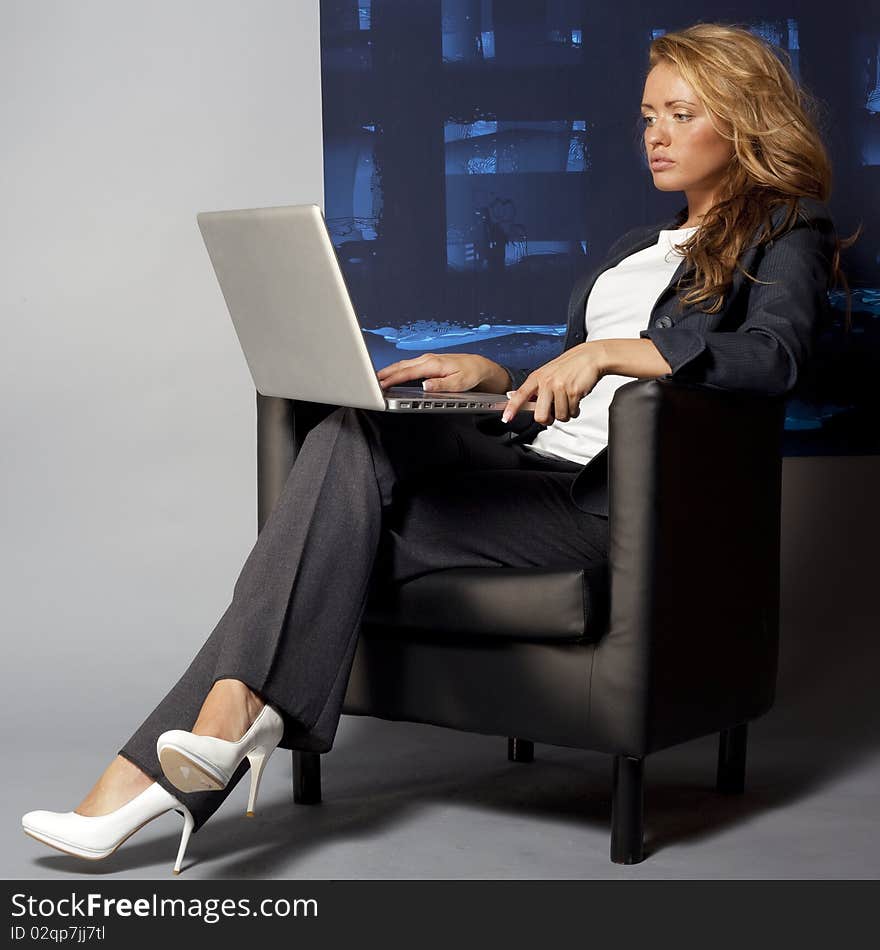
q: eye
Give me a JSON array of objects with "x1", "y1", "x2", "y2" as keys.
[{"x1": 640, "y1": 113, "x2": 694, "y2": 126}]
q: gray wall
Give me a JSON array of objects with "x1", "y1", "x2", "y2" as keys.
[{"x1": 1, "y1": 1, "x2": 323, "y2": 704}]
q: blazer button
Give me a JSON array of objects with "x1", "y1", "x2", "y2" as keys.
[{"x1": 654, "y1": 316, "x2": 673, "y2": 328}]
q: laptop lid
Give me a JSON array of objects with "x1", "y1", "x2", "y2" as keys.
[{"x1": 196, "y1": 203, "x2": 387, "y2": 410}]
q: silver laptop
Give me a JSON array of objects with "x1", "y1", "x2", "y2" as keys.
[{"x1": 196, "y1": 203, "x2": 518, "y2": 413}]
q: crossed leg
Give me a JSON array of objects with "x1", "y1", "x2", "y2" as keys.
[{"x1": 80, "y1": 407, "x2": 606, "y2": 833}]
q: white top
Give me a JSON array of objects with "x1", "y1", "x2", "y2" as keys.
[{"x1": 524, "y1": 225, "x2": 699, "y2": 466}]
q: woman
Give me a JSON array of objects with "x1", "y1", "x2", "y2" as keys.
[{"x1": 21, "y1": 23, "x2": 854, "y2": 873}]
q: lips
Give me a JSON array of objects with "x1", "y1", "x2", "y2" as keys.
[{"x1": 651, "y1": 157, "x2": 675, "y2": 169}]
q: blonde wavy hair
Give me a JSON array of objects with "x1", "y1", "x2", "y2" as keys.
[{"x1": 646, "y1": 23, "x2": 860, "y2": 331}]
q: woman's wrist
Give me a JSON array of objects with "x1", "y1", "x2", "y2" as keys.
[{"x1": 480, "y1": 358, "x2": 514, "y2": 393}]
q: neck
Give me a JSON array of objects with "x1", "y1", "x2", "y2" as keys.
[{"x1": 683, "y1": 188, "x2": 719, "y2": 228}]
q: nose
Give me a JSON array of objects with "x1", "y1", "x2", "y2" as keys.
[{"x1": 645, "y1": 117, "x2": 671, "y2": 147}]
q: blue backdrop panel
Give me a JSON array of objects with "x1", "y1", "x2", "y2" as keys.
[{"x1": 319, "y1": 0, "x2": 879, "y2": 455}]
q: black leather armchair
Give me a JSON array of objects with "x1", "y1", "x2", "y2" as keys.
[{"x1": 255, "y1": 377, "x2": 786, "y2": 864}]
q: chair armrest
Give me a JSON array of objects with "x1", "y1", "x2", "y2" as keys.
[{"x1": 589, "y1": 378, "x2": 787, "y2": 754}]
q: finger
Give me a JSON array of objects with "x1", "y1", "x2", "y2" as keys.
[
  {"x1": 379, "y1": 357, "x2": 444, "y2": 389},
  {"x1": 567, "y1": 390, "x2": 582, "y2": 419},
  {"x1": 380, "y1": 370, "x2": 423, "y2": 389},
  {"x1": 377, "y1": 358, "x2": 416, "y2": 379},
  {"x1": 534, "y1": 384, "x2": 556, "y2": 426},
  {"x1": 377, "y1": 354, "x2": 437, "y2": 381},
  {"x1": 552, "y1": 386, "x2": 571, "y2": 423},
  {"x1": 423, "y1": 373, "x2": 464, "y2": 393},
  {"x1": 502, "y1": 377, "x2": 538, "y2": 422}
]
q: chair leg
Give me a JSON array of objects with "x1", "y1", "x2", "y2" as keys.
[
  {"x1": 610, "y1": 755, "x2": 645, "y2": 864},
  {"x1": 292, "y1": 750, "x2": 322, "y2": 804},
  {"x1": 508, "y1": 737, "x2": 534, "y2": 762},
  {"x1": 717, "y1": 723, "x2": 748, "y2": 794}
]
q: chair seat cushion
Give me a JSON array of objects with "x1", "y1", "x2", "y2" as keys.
[{"x1": 364, "y1": 566, "x2": 607, "y2": 643}]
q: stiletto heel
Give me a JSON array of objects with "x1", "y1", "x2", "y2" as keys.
[
  {"x1": 173, "y1": 807, "x2": 195, "y2": 875},
  {"x1": 157, "y1": 705, "x2": 285, "y2": 807},
  {"x1": 22, "y1": 782, "x2": 197, "y2": 874},
  {"x1": 245, "y1": 751, "x2": 268, "y2": 817}
]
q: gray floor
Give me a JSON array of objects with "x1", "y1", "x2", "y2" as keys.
[
  {"x1": 5, "y1": 456, "x2": 879, "y2": 880},
  {"x1": 5, "y1": 705, "x2": 880, "y2": 880}
]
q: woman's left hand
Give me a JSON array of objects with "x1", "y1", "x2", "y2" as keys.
[{"x1": 503, "y1": 342, "x2": 604, "y2": 425}]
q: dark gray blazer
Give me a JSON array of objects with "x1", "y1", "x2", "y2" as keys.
[{"x1": 492, "y1": 195, "x2": 837, "y2": 517}]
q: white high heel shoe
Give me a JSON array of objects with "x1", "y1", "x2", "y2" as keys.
[
  {"x1": 157, "y1": 704, "x2": 284, "y2": 817},
  {"x1": 21, "y1": 782, "x2": 195, "y2": 874}
]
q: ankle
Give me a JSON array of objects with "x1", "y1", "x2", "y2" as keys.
[
  {"x1": 244, "y1": 688, "x2": 266, "y2": 722},
  {"x1": 215, "y1": 679, "x2": 266, "y2": 716},
  {"x1": 192, "y1": 679, "x2": 266, "y2": 741}
]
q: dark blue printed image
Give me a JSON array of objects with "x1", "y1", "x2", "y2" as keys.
[{"x1": 319, "y1": 0, "x2": 879, "y2": 455}]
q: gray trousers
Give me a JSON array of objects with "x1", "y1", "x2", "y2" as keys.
[{"x1": 118, "y1": 406, "x2": 610, "y2": 833}]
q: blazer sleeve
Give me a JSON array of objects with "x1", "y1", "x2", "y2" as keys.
[
  {"x1": 638, "y1": 213, "x2": 836, "y2": 397},
  {"x1": 499, "y1": 364, "x2": 530, "y2": 392}
]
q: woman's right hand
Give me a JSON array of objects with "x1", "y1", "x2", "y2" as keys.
[{"x1": 377, "y1": 353, "x2": 513, "y2": 395}]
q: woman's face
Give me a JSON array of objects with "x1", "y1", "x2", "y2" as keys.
[{"x1": 640, "y1": 61, "x2": 736, "y2": 199}]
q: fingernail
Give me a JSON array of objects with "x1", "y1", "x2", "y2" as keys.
[
  {"x1": 422, "y1": 381, "x2": 430, "y2": 391},
  {"x1": 501, "y1": 410, "x2": 510, "y2": 423}
]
